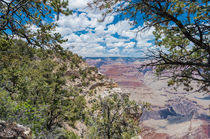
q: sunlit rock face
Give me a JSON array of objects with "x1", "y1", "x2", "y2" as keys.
[{"x1": 85, "y1": 57, "x2": 210, "y2": 139}]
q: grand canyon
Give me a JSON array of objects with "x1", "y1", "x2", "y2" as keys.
[{"x1": 85, "y1": 57, "x2": 210, "y2": 139}]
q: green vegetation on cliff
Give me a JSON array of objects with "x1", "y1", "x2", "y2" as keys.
[
  {"x1": 0, "y1": 38, "x2": 86, "y2": 137},
  {"x1": 0, "y1": 38, "x2": 144, "y2": 138}
]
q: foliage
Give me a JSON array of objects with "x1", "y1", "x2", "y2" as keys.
[
  {"x1": 0, "y1": 38, "x2": 86, "y2": 137},
  {"x1": 0, "y1": 89, "x2": 45, "y2": 134},
  {"x1": 0, "y1": 38, "x2": 147, "y2": 138},
  {"x1": 0, "y1": 0, "x2": 71, "y2": 49},
  {"x1": 89, "y1": 0, "x2": 210, "y2": 92},
  {"x1": 87, "y1": 93, "x2": 143, "y2": 139}
]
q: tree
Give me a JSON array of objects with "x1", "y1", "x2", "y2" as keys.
[
  {"x1": 41, "y1": 61, "x2": 86, "y2": 130},
  {"x1": 0, "y1": 89, "x2": 45, "y2": 135},
  {"x1": 0, "y1": 0, "x2": 71, "y2": 49},
  {"x1": 89, "y1": 0, "x2": 210, "y2": 92},
  {"x1": 87, "y1": 93, "x2": 145, "y2": 139},
  {"x1": 0, "y1": 38, "x2": 86, "y2": 137}
]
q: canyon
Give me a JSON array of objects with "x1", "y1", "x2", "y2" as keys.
[{"x1": 85, "y1": 57, "x2": 210, "y2": 139}]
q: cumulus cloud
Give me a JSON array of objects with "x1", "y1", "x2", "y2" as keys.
[
  {"x1": 68, "y1": 0, "x2": 91, "y2": 10},
  {"x1": 54, "y1": 0, "x2": 155, "y2": 57}
]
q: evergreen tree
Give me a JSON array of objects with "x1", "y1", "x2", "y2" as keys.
[{"x1": 87, "y1": 93, "x2": 144, "y2": 139}]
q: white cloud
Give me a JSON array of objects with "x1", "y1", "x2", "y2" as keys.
[
  {"x1": 54, "y1": 1, "x2": 155, "y2": 57},
  {"x1": 107, "y1": 42, "x2": 125, "y2": 48},
  {"x1": 136, "y1": 26, "x2": 155, "y2": 48},
  {"x1": 56, "y1": 12, "x2": 94, "y2": 34},
  {"x1": 108, "y1": 48, "x2": 119, "y2": 54},
  {"x1": 95, "y1": 25, "x2": 105, "y2": 35},
  {"x1": 68, "y1": 0, "x2": 91, "y2": 10},
  {"x1": 125, "y1": 42, "x2": 135, "y2": 48}
]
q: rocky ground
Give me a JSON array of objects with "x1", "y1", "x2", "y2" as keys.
[
  {"x1": 0, "y1": 120, "x2": 32, "y2": 139},
  {"x1": 86, "y1": 57, "x2": 210, "y2": 139}
]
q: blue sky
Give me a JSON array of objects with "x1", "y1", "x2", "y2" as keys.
[{"x1": 54, "y1": 0, "x2": 156, "y2": 57}]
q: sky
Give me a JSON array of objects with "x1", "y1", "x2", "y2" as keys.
[{"x1": 55, "y1": 0, "x2": 156, "y2": 57}]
